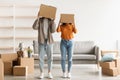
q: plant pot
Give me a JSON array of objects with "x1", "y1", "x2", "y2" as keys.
[{"x1": 28, "y1": 53, "x2": 32, "y2": 58}]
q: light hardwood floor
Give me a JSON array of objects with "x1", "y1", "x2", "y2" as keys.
[{"x1": 4, "y1": 63, "x2": 120, "y2": 80}]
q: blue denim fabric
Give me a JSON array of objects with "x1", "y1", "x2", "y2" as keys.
[
  {"x1": 60, "y1": 39, "x2": 73, "y2": 73},
  {"x1": 38, "y1": 40, "x2": 53, "y2": 72}
]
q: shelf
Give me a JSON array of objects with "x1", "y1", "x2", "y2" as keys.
[
  {"x1": 0, "y1": 46, "x2": 13, "y2": 50},
  {"x1": 0, "y1": 4, "x2": 39, "y2": 53},
  {"x1": 0, "y1": 5, "x2": 13, "y2": 7},
  {"x1": 0, "y1": 26, "x2": 13, "y2": 29},
  {"x1": 0, "y1": 37, "x2": 13, "y2": 39},
  {"x1": 15, "y1": 5, "x2": 39, "y2": 8},
  {"x1": 15, "y1": 16, "x2": 36, "y2": 18},
  {"x1": 15, "y1": 27, "x2": 32, "y2": 29},
  {"x1": 15, "y1": 37, "x2": 37, "y2": 39},
  {"x1": 0, "y1": 16, "x2": 13, "y2": 18}
]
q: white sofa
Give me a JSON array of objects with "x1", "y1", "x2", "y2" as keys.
[{"x1": 33, "y1": 41, "x2": 99, "y2": 64}]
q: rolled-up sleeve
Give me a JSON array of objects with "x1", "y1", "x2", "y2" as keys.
[
  {"x1": 56, "y1": 26, "x2": 61, "y2": 32},
  {"x1": 73, "y1": 25, "x2": 77, "y2": 33}
]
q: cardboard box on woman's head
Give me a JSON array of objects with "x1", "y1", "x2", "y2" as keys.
[
  {"x1": 60, "y1": 14, "x2": 75, "y2": 24},
  {"x1": 38, "y1": 4, "x2": 57, "y2": 19}
]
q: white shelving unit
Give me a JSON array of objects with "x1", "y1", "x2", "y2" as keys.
[{"x1": 0, "y1": 4, "x2": 39, "y2": 53}]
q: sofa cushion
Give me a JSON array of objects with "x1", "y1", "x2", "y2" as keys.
[
  {"x1": 73, "y1": 53, "x2": 96, "y2": 60},
  {"x1": 74, "y1": 41, "x2": 95, "y2": 54},
  {"x1": 33, "y1": 53, "x2": 96, "y2": 60}
]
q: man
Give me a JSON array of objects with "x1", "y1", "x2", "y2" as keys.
[{"x1": 33, "y1": 17, "x2": 56, "y2": 79}]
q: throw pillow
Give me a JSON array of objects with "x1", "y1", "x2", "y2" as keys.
[{"x1": 101, "y1": 53, "x2": 116, "y2": 62}]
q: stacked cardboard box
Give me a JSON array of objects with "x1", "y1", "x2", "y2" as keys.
[
  {"x1": 0, "y1": 53, "x2": 17, "y2": 62},
  {"x1": 0, "y1": 59, "x2": 4, "y2": 80},
  {"x1": 0, "y1": 53, "x2": 34, "y2": 76},
  {"x1": 4, "y1": 61, "x2": 13, "y2": 75},
  {"x1": 0, "y1": 53, "x2": 18, "y2": 75},
  {"x1": 18, "y1": 58, "x2": 34, "y2": 74},
  {"x1": 100, "y1": 59, "x2": 120, "y2": 76},
  {"x1": 13, "y1": 66, "x2": 28, "y2": 76}
]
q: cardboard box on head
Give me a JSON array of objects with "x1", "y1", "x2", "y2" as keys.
[
  {"x1": 38, "y1": 4, "x2": 57, "y2": 19},
  {"x1": 60, "y1": 14, "x2": 74, "y2": 24}
]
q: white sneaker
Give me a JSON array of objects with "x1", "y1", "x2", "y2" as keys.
[
  {"x1": 63, "y1": 72, "x2": 67, "y2": 78},
  {"x1": 48, "y1": 72, "x2": 53, "y2": 79},
  {"x1": 68, "y1": 73, "x2": 71, "y2": 78},
  {"x1": 40, "y1": 73, "x2": 44, "y2": 79}
]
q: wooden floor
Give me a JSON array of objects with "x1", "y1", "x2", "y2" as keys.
[{"x1": 4, "y1": 63, "x2": 120, "y2": 80}]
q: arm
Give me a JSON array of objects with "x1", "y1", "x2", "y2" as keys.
[
  {"x1": 56, "y1": 21, "x2": 61, "y2": 32},
  {"x1": 32, "y1": 11, "x2": 41, "y2": 30},
  {"x1": 32, "y1": 18, "x2": 40, "y2": 30},
  {"x1": 50, "y1": 20, "x2": 56, "y2": 33},
  {"x1": 72, "y1": 24, "x2": 77, "y2": 33}
]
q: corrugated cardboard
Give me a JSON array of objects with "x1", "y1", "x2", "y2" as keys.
[
  {"x1": 101, "y1": 50, "x2": 119, "y2": 57},
  {"x1": 102, "y1": 68, "x2": 118, "y2": 76},
  {"x1": 0, "y1": 53, "x2": 18, "y2": 62},
  {"x1": 38, "y1": 4, "x2": 57, "y2": 19},
  {"x1": 0, "y1": 59, "x2": 4, "y2": 80},
  {"x1": 60, "y1": 14, "x2": 74, "y2": 24},
  {"x1": 4, "y1": 61, "x2": 13, "y2": 75},
  {"x1": 19, "y1": 58, "x2": 34, "y2": 74},
  {"x1": 117, "y1": 68, "x2": 120, "y2": 74},
  {"x1": 114, "y1": 59, "x2": 120, "y2": 67},
  {"x1": 13, "y1": 60, "x2": 19, "y2": 66},
  {"x1": 99, "y1": 61, "x2": 115, "y2": 69},
  {"x1": 13, "y1": 66, "x2": 27, "y2": 76}
]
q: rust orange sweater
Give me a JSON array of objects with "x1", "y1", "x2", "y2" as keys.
[{"x1": 56, "y1": 24, "x2": 77, "y2": 40}]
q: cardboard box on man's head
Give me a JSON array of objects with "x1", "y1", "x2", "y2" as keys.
[
  {"x1": 60, "y1": 14, "x2": 74, "y2": 24},
  {"x1": 38, "y1": 4, "x2": 57, "y2": 19}
]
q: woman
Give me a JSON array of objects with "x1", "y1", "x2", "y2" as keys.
[{"x1": 56, "y1": 22, "x2": 77, "y2": 78}]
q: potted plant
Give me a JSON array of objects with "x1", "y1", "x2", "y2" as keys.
[{"x1": 27, "y1": 46, "x2": 33, "y2": 58}]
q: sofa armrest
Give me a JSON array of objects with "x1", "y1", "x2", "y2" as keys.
[
  {"x1": 33, "y1": 40, "x2": 38, "y2": 54},
  {"x1": 94, "y1": 46, "x2": 99, "y2": 63}
]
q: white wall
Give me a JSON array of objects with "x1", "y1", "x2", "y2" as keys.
[{"x1": 0, "y1": 0, "x2": 120, "y2": 50}]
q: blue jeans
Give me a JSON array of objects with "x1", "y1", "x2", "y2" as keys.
[
  {"x1": 38, "y1": 41, "x2": 53, "y2": 72},
  {"x1": 60, "y1": 39, "x2": 73, "y2": 73}
]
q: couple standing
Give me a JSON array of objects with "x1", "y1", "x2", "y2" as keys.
[{"x1": 33, "y1": 16, "x2": 77, "y2": 79}]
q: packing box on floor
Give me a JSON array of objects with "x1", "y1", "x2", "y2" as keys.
[
  {"x1": 60, "y1": 14, "x2": 74, "y2": 24},
  {"x1": 0, "y1": 59, "x2": 4, "y2": 80},
  {"x1": 0, "y1": 53, "x2": 18, "y2": 62},
  {"x1": 13, "y1": 66, "x2": 27, "y2": 76},
  {"x1": 115, "y1": 59, "x2": 120, "y2": 67},
  {"x1": 12, "y1": 60, "x2": 19, "y2": 66},
  {"x1": 102, "y1": 68, "x2": 118, "y2": 76},
  {"x1": 99, "y1": 61, "x2": 116, "y2": 69},
  {"x1": 18, "y1": 58, "x2": 34, "y2": 74},
  {"x1": 4, "y1": 61, "x2": 13, "y2": 75},
  {"x1": 38, "y1": 4, "x2": 57, "y2": 19}
]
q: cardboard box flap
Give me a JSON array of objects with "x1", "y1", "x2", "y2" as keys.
[
  {"x1": 60, "y1": 14, "x2": 74, "y2": 23},
  {"x1": 38, "y1": 4, "x2": 57, "y2": 19}
]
